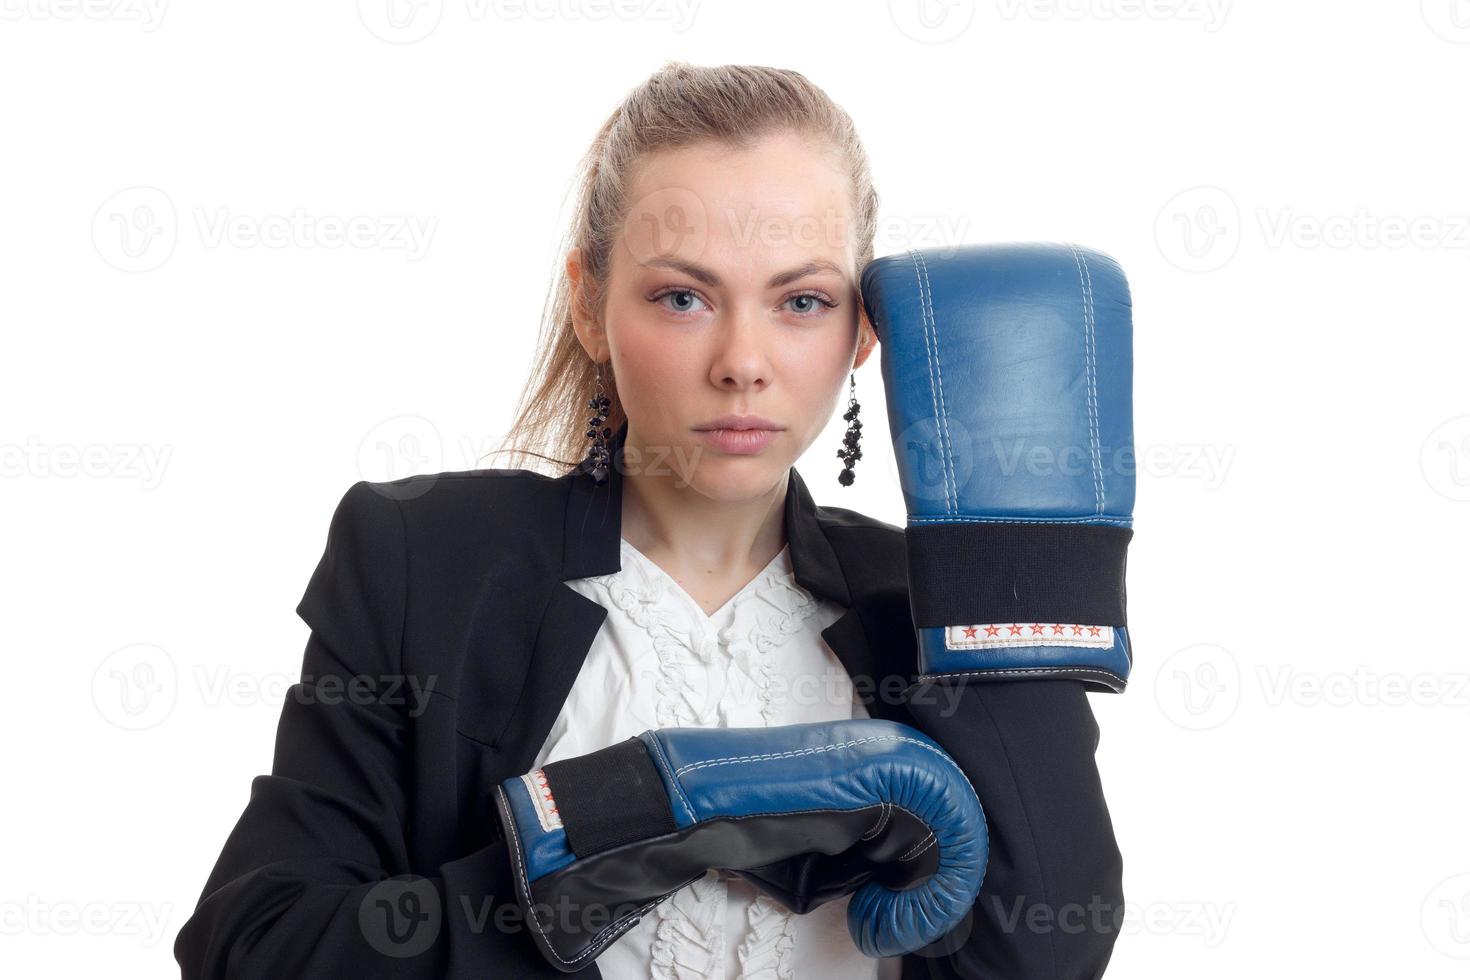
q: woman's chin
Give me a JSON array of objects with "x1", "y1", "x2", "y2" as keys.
[{"x1": 680, "y1": 453, "x2": 790, "y2": 503}]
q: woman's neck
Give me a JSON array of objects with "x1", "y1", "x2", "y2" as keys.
[{"x1": 619, "y1": 456, "x2": 789, "y2": 616}]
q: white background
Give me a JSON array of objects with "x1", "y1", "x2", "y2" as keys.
[{"x1": 4, "y1": 1, "x2": 1469, "y2": 977}]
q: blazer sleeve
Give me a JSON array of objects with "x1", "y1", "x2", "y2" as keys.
[
  {"x1": 900, "y1": 680, "x2": 1124, "y2": 980},
  {"x1": 174, "y1": 481, "x2": 544, "y2": 978}
]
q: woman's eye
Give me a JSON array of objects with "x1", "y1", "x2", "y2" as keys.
[
  {"x1": 785, "y1": 293, "x2": 835, "y2": 316},
  {"x1": 652, "y1": 288, "x2": 834, "y2": 318},
  {"x1": 655, "y1": 289, "x2": 708, "y2": 314}
]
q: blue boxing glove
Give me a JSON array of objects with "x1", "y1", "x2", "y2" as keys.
[
  {"x1": 493, "y1": 718, "x2": 988, "y2": 972},
  {"x1": 862, "y1": 243, "x2": 1135, "y2": 693}
]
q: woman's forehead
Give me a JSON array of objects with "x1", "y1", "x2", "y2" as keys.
[{"x1": 617, "y1": 142, "x2": 858, "y2": 278}]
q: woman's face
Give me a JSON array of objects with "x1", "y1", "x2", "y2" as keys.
[{"x1": 574, "y1": 130, "x2": 876, "y2": 501}]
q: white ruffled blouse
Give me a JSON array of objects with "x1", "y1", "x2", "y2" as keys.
[{"x1": 532, "y1": 536, "x2": 905, "y2": 980}]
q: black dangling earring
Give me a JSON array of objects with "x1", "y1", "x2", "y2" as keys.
[
  {"x1": 836, "y1": 371, "x2": 862, "y2": 486},
  {"x1": 585, "y1": 362, "x2": 612, "y2": 486}
]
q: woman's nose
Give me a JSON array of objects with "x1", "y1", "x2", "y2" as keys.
[{"x1": 708, "y1": 309, "x2": 771, "y2": 390}]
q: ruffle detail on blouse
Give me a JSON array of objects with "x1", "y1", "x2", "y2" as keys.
[
  {"x1": 591, "y1": 540, "x2": 823, "y2": 729},
  {"x1": 600, "y1": 558, "x2": 721, "y2": 728},
  {"x1": 646, "y1": 870, "x2": 798, "y2": 980},
  {"x1": 735, "y1": 889, "x2": 797, "y2": 979},
  {"x1": 649, "y1": 868, "x2": 726, "y2": 980},
  {"x1": 567, "y1": 541, "x2": 832, "y2": 977},
  {"x1": 718, "y1": 576, "x2": 822, "y2": 727}
]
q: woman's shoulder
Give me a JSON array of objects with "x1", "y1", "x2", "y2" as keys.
[
  {"x1": 801, "y1": 495, "x2": 910, "y2": 601},
  {"x1": 328, "y1": 465, "x2": 574, "y2": 575},
  {"x1": 355, "y1": 463, "x2": 571, "y2": 519},
  {"x1": 810, "y1": 499, "x2": 905, "y2": 558},
  {"x1": 811, "y1": 500, "x2": 902, "y2": 537}
]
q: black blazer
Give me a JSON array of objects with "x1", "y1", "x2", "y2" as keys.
[{"x1": 175, "y1": 423, "x2": 1123, "y2": 979}]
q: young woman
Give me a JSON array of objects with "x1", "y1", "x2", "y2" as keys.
[{"x1": 174, "y1": 62, "x2": 1123, "y2": 979}]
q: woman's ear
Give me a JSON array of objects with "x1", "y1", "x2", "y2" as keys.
[
  {"x1": 566, "y1": 247, "x2": 608, "y2": 361},
  {"x1": 852, "y1": 309, "x2": 878, "y2": 370}
]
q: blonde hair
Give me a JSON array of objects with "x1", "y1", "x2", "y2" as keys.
[{"x1": 488, "y1": 60, "x2": 880, "y2": 475}]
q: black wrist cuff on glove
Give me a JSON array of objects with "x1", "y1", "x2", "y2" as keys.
[
  {"x1": 906, "y1": 521, "x2": 1132, "y2": 628},
  {"x1": 539, "y1": 737, "x2": 676, "y2": 858}
]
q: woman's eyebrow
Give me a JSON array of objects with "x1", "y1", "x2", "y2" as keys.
[{"x1": 645, "y1": 257, "x2": 846, "y2": 289}]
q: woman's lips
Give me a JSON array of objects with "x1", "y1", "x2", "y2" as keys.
[{"x1": 694, "y1": 427, "x2": 780, "y2": 454}]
